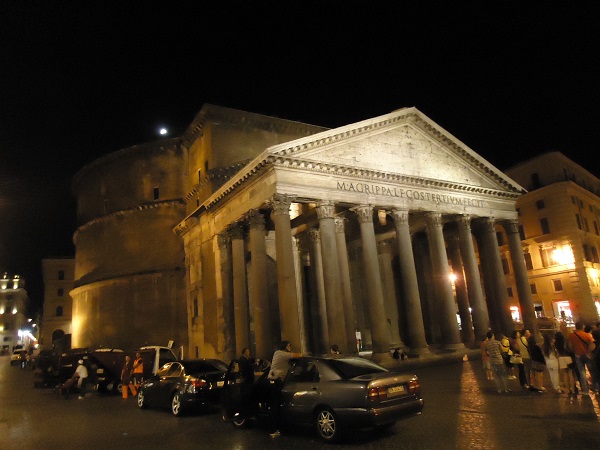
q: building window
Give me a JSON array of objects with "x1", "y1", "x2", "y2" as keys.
[
  {"x1": 153, "y1": 187, "x2": 160, "y2": 200},
  {"x1": 530, "y1": 283, "x2": 537, "y2": 294},
  {"x1": 57, "y1": 288, "x2": 64, "y2": 297},
  {"x1": 496, "y1": 232, "x2": 505, "y2": 246},
  {"x1": 591, "y1": 245, "x2": 599, "y2": 263},
  {"x1": 576, "y1": 214, "x2": 582, "y2": 230},
  {"x1": 197, "y1": 169, "x2": 202, "y2": 183},
  {"x1": 519, "y1": 225, "x2": 526, "y2": 240},
  {"x1": 571, "y1": 196, "x2": 576, "y2": 204},
  {"x1": 536, "y1": 199, "x2": 545, "y2": 210},
  {"x1": 524, "y1": 252, "x2": 533, "y2": 270},
  {"x1": 204, "y1": 161, "x2": 209, "y2": 172},
  {"x1": 501, "y1": 257, "x2": 510, "y2": 274},
  {"x1": 516, "y1": 207, "x2": 521, "y2": 216},
  {"x1": 552, "y1": 279, "x2": 563, "y2": 292},
  {"x1": 193, "y1": 298, "x2": 199, "y2": 317},
  {"x1": 583, "y1": 244, "x2": 592, "y2": 261},
  {"x1": 507, "y1": 287, "x2": 514, "y2": 297},
  {"x1": 583, "y1": 217, "x2": 590, "y2": 232},
  {"x1": 540, "y1": 218, "x2": 550, "y2": 235},
  {"x1": 58, "y1": 270, "x2": 65, "y2": 280},
  {"x1": 56, "y1": 306, "x2": 63, "y2": 317},
  {"x1": 590, "y1": 205, "x2": 594, "y2": 213},
  {"x1": 594, "y1": 221, "x2": 599, "y2": 236}
]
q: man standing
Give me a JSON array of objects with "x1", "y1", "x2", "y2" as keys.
[
  {"x1": 485, "y1": 331, "x2": 510, "y2": 394},
  {"x1": 568, "y1": 322, "x2": 596, "y2": 396},
  {"x1": 518, "y1": 329, "x2": 532, "y2": 388},
  {"x1": 129, "y1": 352, "x2": 144, "y2": 396},
  {"x1": 121, "y1": 355, "x2": 133, "y2": 399}
]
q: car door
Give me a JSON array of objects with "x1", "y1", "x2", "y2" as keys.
[
  {"x1": 144, "y1": 363, "x2": 171, "y2": 404},
  {"x1": 281, "y1": 359, "x2": 321, "y2": 425},
  {"x1": 156, "y1": 362, "x2": 183, "y2": 405}
]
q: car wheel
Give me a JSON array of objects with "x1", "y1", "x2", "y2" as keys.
[
  {"x1": 171, "y1": 392, "x2": 184, "y2": 417},
  {"x1": 137, "y1": 390, "x2": 147, "y2": 409},
  {"x1": 315, "y1": 407, "x2": 341, "y2": 443}
]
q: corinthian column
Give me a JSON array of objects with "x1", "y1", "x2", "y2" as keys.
[
  {"x1": 377, "y1": 239, "x2": 404, "y2": 348},
  {"x1": 308, "y1": 228, "x2": 329, "y2": 354},
  {"x1": 447, "y1": 234, "x2": 475, "y2": 347},
  {"x1": 217, "y1": 232, "x2": 235, "y2": 362},
  {"x1": 334, "y1": 217, "x2": 357, "y2": 354},
  {"x1": 457, "y1": 215, "x2": 489, "y2": 341},
  {"x1": 391, "y1": 209, "x2": 430, "y2": 355},
  {"x1": 230, "y1": 224, "x2": 250, "y2": 355},
  {"x1": 316, "y1": 201, "x2": 347, "y2": 353},
  {"x1": 424, "y1": 212, "x2": 464, "y2": 350},
  {"x1": 502, "y1": 219, "x2": 538, "y2": 336},
  {"x1": 351, "y1": 205, "x2": 391, "y2": 362},
  {"x1": 271, "y1": 194, "x2": 302, "y2": 351},
  {"x1": 247, "y1": 210, "x2": 272, "y2": 360},
  {"x1": 475, "y1": 217, "x2": 514, "y2": 336}
]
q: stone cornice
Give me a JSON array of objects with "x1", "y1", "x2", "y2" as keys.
[
  {"x1": 73, "y1": 200, "x2": 186, "y2": 242},
  {"x1": 183, "y1": 161, "x2": 251, "y2": 202}
]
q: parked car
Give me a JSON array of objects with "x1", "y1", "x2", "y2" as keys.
[
  {"x1": 221, "y1": 355, "x2": 424, "y2": 443},
  {"x1": 137, "y1": 359, "x2": 228, "y2": 416},
  {"x1": 10, "y1": 349, "x2": 28, "y2": 366}
]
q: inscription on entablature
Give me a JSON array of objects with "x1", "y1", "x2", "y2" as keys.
[{"x1": 336, "y1": 181, "x2": 485, "y2": 208}]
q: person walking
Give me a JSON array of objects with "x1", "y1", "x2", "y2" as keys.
[
  {"x1": 500, "y1": 333, "x2": 515, "y2": 379},
  {"x1": 568, "y1": 321, "x2": 596, "y2": 396},
  {"x1": 555, "y1": 331, "x2": 575, "y2": 395},
  {"x1": 510, "y1": 330, "x2": 527, "y2": 388},
  {"x1": 74, "y1": 359, "x2": 89, "y2": 400},
  {"x1": 120, "y1": 355, "x2": 133, "y2": 399},
  {"x1": 267, "y1": 341, "x2": 302, "y2": 438},
  {"x1": 481, "y1": 335, "x2": 493, "y2": 380},
  {"x1": 485, "y1": 331, "x2": 510, "y2": 394}
]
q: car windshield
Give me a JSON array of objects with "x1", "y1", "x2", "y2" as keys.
[
  {"x1": 326, "y1": 357, "x2": 388, "y2": 379},
  {"x1": 184, "y1": 360, "x2": 227, "y2": 375}
]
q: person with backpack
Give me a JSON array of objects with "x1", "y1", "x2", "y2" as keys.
[{"x1": 567, "y1": 321, "x2": 596, "y2": 396}]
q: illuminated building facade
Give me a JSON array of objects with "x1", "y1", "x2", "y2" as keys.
[
  {"x1": 175, "y1": 105, "x2": 535, "y2": 362},
  {"x1": 0, "y1": 273, "x2": 29, "y2": 353},
  {"x1": 503, "y1": 152, "x2": 600, "y2": 327},
  {"x1": 40, "y1": 258, "x2": 75, "y2": 348}
]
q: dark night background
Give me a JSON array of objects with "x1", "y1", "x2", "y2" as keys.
[{"x1": 1, "y1": 1, "x2": 599, "y2": 317}]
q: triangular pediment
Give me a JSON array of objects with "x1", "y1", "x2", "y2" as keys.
[{"x1": 266, "y1": 107, "x2": 523, "y2": 194}]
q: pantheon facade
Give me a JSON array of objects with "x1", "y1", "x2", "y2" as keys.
[{"x1": 175, "y1": 105, "x2": 536, "y2": 363}]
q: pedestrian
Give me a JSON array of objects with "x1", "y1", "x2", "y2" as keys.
[
  {"x1": 481, "y1": 335, "x2": 493, "y2": 381},
  {"x1": 567, "y1": 321, "x2": 596, "y2": 396},
  {"x1": 555, "y1": 331, "x2": 575, "y2": 394},
  {"x1": 121, "y1": 355, "x2": 133, "y2": 399},
  {"x1": 542, "y1": 333, "x2": 561, "y2": 393},
  {"x1": 485, "y1": 331, "x2": 510, "y2": 393},
  {"x1": 591, "y1": 329, "x2": 600, "y2": 393},
  {"x1": 129, "y1": 352, "x2": 144, "y2": 396},
  {"x1": 528, "y1": 334, "x2": 546, "y2": 393},
  {"x1": 518, "y1": 329, "x2": 532, "y2": 388},
  {"x1": 267, "y1": 341, "x2": 302, "y2": 438},
  {"x1": 510, "y1": 330, "x2": 527, "y2": 388},
  {"x1": 500, "y1": 333, "x2": 515, "y2": 379},
  {"x1": 74, "y1": 359, "x2": 89, "y2": 400},
  {"x1": 330, "y1": 344, "x2": 340, "y2": 355},
  {"x1": 238, "y1": 347, "x2": 255, "y2": 417}
]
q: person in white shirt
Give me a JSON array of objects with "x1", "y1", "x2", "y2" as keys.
[{"x1": 74, "y1": 359, "x2": 89, "y2": 400}]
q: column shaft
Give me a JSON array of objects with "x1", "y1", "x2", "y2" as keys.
[
  {"x1": 217, "y1": 233, "x2": 235, "y2": 362},
  {"x1": 308, "y1": 228, "x2": 329, "y2": 354},
  {"x1": 334, "y1": 217, "x2": 357, "y2": 354},
  {"x1": 230, "y1": 225, "x2": 250, "y2": 355},
  {"x1": 425, "y1": 212, "x2": 464, "y2": 349},
  {"x1": 447, "y1": 234, "x2": 475, "y2": 347},
  {"x1": 377, "y1": 240, "x2": 404, "y2": 348}
]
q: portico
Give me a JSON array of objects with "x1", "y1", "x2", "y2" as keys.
[{"x1": 175, "y1": 106, "x2": 529, "y2": 363}]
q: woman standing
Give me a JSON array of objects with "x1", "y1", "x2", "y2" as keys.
[
  {"x1": 510, "y1": 330, "x2": 527, "y2": 388},
  {"x1": 528, "y1": 334, "x2": 546, "y2": 392},
  {"x1": 542, "y1": 333, "x2": 561, "y2": 393},
  {"x1": 555, "y1": 331, "x2": 576, "y2": 395}
]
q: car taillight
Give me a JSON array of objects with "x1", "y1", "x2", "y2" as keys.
[
  {"x1": 408, "y1": 379, "x2": 420, "y2": 393},
  {"x1": 368, "y1": 386, "x2": 388, "y2": 402},
  {"x1": 190, "y1": 378, "x2": 207, "y2": 389}
]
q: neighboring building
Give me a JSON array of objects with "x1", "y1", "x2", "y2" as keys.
[
  {"x1": 503, "y1": 152, "x2": 600, "y2": 327},
  {"x1": 71, "y1": 138, "x2": 188, "y2": 350},
  {"x1": 0, "y1": 273, "x2": 30, "y2": 353},
  {"x1": 40, "y1": 258, "x2": 75, "y2": 348},
  {"x1": 174, "y1": 105, "x2": 532, "y2": 363}
]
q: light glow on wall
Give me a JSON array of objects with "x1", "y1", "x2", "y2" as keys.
[{"x1": 552, "y1": 245, "x2": 575, "y2": 265}]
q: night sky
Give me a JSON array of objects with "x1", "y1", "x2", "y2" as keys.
[{"x1": 1, "y1": 2, "x2": 599, "y2": 316}]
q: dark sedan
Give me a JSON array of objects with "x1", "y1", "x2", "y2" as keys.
[
  {"x1": 138, "y1": 359, "x2": 228, "y2": 416},
  {"x1": 221, "y1": 355, "x2": 424, "y2": 442}
]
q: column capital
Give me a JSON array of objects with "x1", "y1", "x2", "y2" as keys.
[
  {"x1": 217, "y1": 233, "x2": 230, "y2": 249},
  {"x1": 308, "y1": 228, "x2": 321, "y2": 243},
  {"x1": 457, "y1": 214, "x2": 472, "y2": 231},
  {"x1": 391, "y1": 209, "x2": 409, "y2": 225},
  {"x1": 474, "y1": 216, "x2": 496, "y2": 233},
  {"x1": 316, "y1": 201, "x2": 336, "y2": 220},
  {"x1": 229, "y1": 222, "x2": 245, "y2": 240},
  {"x1": 424, "y1": 212, "x2": 443, "y2": 228},
  {"x1": 270, "y1": 194, "x2": 293, "y2": 217},
  {"x1": 501, "y1": 218, "x2": 520, "y2": 235},
  {"x1": 334, "y1": 216, "x2": 347, "y2": 234},
  {"x1": 351, "y1": 205, "x2": 373, "y2": 223},
  {"x1": 246, "y1": 210, "x2": 265, "y2": 230}
]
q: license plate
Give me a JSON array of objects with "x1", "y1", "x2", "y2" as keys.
[
  {"x1": 387, "y1": 385, "x2": 405, "y2": 395},
  {"x1": 217, "y1": 381, "x2": 224, "y2": 387}
]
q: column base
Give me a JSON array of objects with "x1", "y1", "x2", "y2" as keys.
[
  {"x1": 407, "y1": 346, "x2": 432, "y2": 357},
  {"x1": 370, "y1": 352, "x2": 394, "y2": 364},
  {"x1": 443, "y1": 342, "x2": 466, "y2": 351}
]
